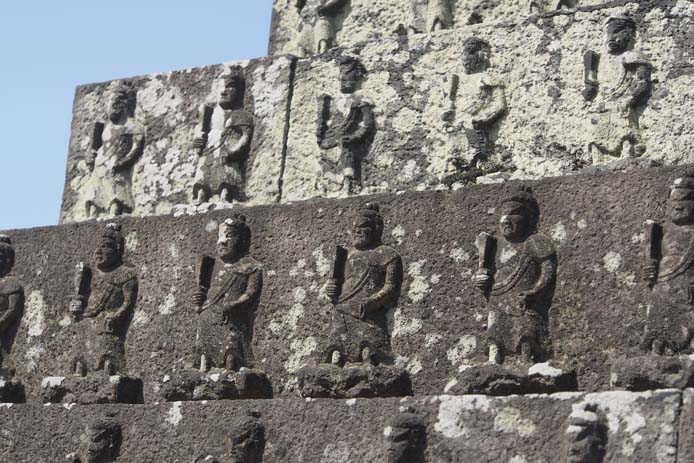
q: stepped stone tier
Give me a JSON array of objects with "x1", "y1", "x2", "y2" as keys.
[{"x1": 3, "y1": 0, "x2": 694, "y2": 462}]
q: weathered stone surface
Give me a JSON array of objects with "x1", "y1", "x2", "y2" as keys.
[
  {"x1": 0, "y1": 377, "x2": 25, "y2": 404},
  {"x1": 4, "y1": 166, "x2": 694, "y2": 402},
  {"x1": 0, "y1": 390, "x2": 680, "y2": 462},
  {"x1": 610, "y1": 355, "x2": 694, "y2": 391},
  {"x1": 447, "y1": 363, "x2": 577, "y2": 396},
  {"x1": 60, "y1": 56, "x2": 294, "y2": 223},
  {"x1": 678, "y1": 388, "x2": 694, "y2": 462},
  {"x1": 295, "y1": 363, "x2": 412, "y2": 398},
  {"x1": 282, "y1": 3, "x2": 694, "y2": 202},
  {"x1": 160, "y1": 369, "x2": 272, "y2": 402},
  {"x1": 40, "y1": 375, "x2": 143, "y2": 405},
  {"x1": 269, "y1": 0, "x2": 611, "y2": 57}
]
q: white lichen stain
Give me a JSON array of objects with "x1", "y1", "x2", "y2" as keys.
[
  {"x1": 425, "y1": 334, "x2": 443, "y2": 348},
  {"x1": 166, "y1": 402, "x2": 183, "y2": 427},
  {"x1": 320, "y1": 442, "x2": 351, "y2": 463},
  {"x1": 494, "y1": 407, "x2": 537, "y2": 437},
  {"x1": 449, "y1": 246, "x2": 471, "y2": 263},
  {"x1": 391, "y1": 225, "x2": 406, "y2": 245},
  {"x1": 435, "y1": 395, "x2": 493, "y2": 438},
  {"x1": 552, "y1": 222, "x2": 568, "y2": 243},
  {"x1": 603, "y1": 252, "x2": 622, "y2": 273},
  {"x1": 25, "y1": 291, "x2": 46, "y2": 337},
  {"x1": 407, "y1": 260, "x2": 430, "y2": 303},
  {"x1": 312, "y1": 248, "x2": 332, "y2": 278},
  {"x1": 447, "y1": 335, "x2": 478, "y2": 366},
  {"x1": 125, "y1": 232, "x2": 138, "y2": 252},
  {"x1": 131, "y1": 308, "x2": 150, "y2": 327},
  {"x1": 285, "y1": 337, "x2": 317, "y2": 373},
  {"x1": 158, "y1": 289, "x2": 176, "y2": 315},
  {"x1": 396, "y1": 355, "x2": 423, "y2": 375}
]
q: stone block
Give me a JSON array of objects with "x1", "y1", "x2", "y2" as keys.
[
  {"x1": 610, "y1": 355, "x2": 694, "y2": 391},
  {"x1": 159, "y1": 369, "x2": 272, "y2": 402},
  {"x1": 294, "y1": 363, "x2": 412, "y2": 398},
  {"x1": 40, "y1": 375, "x2": 143, "y2": 404}
]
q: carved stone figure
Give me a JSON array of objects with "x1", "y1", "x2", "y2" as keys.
[
  {"x1": 583, "y1": 15, "x2": 652, "y2": 158},
  {"x1": 229, "y1": 412, "x2": 266, "y2": 463},
  {"x1": 384, "y1": 412, "x2": 427, "y2": 463},
  {"x1": 409, "y1": 0, "x2": 453, "y2": 33},
  {"x1": 192, "y1": 215, "x2": 263, "y2": 372},
  {"x1": 325, "y1": 203, "x2": 403, "y2": 366},
  {"x1": 70, "y1": 420, "x2": 122, "y2": 463},
  {"x1": 474, "y1": 186, "x2": 557, "y2": 365},
  {"x1": 564, "y1": 404, "x2": 607, "y2": 463},
  {"x1": 83, "y1": 81, "x2": 145, "y2": 218},
  {"x1": 443, "y1": 37, "x2": 507, "y2": 170},
  {"x1": 69, "y1": 224, "x2": 138, "y2": 376},
  {"x1": 292, "y1": 0, "x2": 350, "y2": 57},
  {"x1": 317, "y1": 56, "x2": 376, "y2": 194},
  {"x1": 643, "y1": 169, "x2": 694, "y2": 355},
  {"x1": 192, "y1": 69, "x2": 255, "y2": 206},
  {"x1": 0, "y1": 236, "x2": 23, "y2": 373}
]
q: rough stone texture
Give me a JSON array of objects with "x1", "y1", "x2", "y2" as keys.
[
  {"x1": 447, "y1": 363, "x2": 578, "y2": 396},
  {"x1": 0, "y1": 378, "x2": 25, "y2": 404},
  {"x1": 678, "y1": 388, "x2": 694, "y2": 462},
  {"x1": 269, "y1": 0, "x2": 610, "y2": 57},
  {"x1": 159, "y1": 369, "x2": 272, "y2": 402},
  {"x1": 0, "y1": 390, "x2": 681, "y2": 462},
  {"x1": 40, "y1": 375, "x2": 144, "y2": 405},
  {"x1": 611, "y1": 355, "x2": 694, "y2": 391},
  {"x1": 60, "y1": 56, "x2": 294, "y2": 223},
  {"x1": 282, "y1": 2, "x2": 694, "y2": 202},
  {"x1": 294, "y1": 363, "x2": 412, "y2": 398},
  {"x1": 6, "y1": 166, "x2": 694, "y2": 402}
]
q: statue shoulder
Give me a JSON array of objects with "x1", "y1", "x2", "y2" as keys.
[
  {"x1": 623, "y1": 51, "x2": 652, "y2": 67},
  {"x1": 228, "y1": 110, "x2": 254, "y2": 127},
  {"x1": 372, "y1": 245, "x2": 402, "y2": 266},
  {"x1": 235, "y1": 256, "x2": 262, "y2": 275},
  {"x1": 0, "y1": 275, "x2": 23, "y2": 296},
  {"x1": 481, "y1": 73, "x2": 504, "y2": 88},
  {"x1": 111, "y1": 264, "x2": 138, "y2": 285},
  {"x1": 526, "y1": 234, "x2": 556, "y2": 260}
]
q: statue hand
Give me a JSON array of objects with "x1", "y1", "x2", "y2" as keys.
[
  {"x1": 326, "y1": 279, "x2": 339, "y2": 301},
  {"x1": 192, "y1": 290, "x2": 207, "y2": 307},
  {"x1": 644, "y1": 262, "x2": 657, "y2": 284},
  {"x1": 192, "y1": 135, "x2": 208, "y2": 151},
  {"x1": 582, "y1": 82, "x2": 598, "y2": 102},
  {"x1": 474, "y1": 271, "x2": 491, "y2": 292},
  {"x1": 85, "y1": 150, "x2": 97, "y2": 171},
  {"x1": 69, "y1": 299, "x2": 83, "y2": 316}
]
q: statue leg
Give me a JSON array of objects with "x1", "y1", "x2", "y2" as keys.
[
  {"x1": 651, "y1": 339, "x2": 665, "y2": 356},
  {"x1": 200, "y1": 354, "x2": 209, "y2": 373},
  {"x1": 330, "y1": 349, "x2": 343, "y2": 367},
  {"x1": 361, "y1": 346, "x2": 376, "y2": 366},
  {"x1": 109, "y1": 200, "x2": 123, "y2": 217},
  {"x1": 220, "y1": 187, "x2": 230, "y2": 203},
  {"x1": 488, "y1": 342, "x2": 502, "y2": 364}
]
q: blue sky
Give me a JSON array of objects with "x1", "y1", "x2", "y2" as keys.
[{"x1": 0, "y1": 2, "x2": 272, "y2": 230}]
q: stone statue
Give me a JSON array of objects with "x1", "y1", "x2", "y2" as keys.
[
  {"x1": 70, "y1": 420, "x2": 122, "y2": 463},
  {"x1": 384, "y1": 412, "x2": 427, "y2": 463},
  {"x1": 229, "y1": 412, "x2": 265, "y2": 463},
  {"x1": 564, "y1": 404, "x2": 607, "y2": 463},
  {"x1": 583, "y1": 15, "x2": 652, "y2": 158},
  {"x1": 643, "y1": 169, "x2": 694, "y2": 355},
  {"x1": 315, "y1": 0, "x2": 349, "y2": 54},
  {"x1": 409, "y1": 0, "x2": 452, "y2": 33},
  {"x1": 192, "y1": 215, "x2": 263, "y2": 372},
  {"x1": 192, "y1": 69, "x2": 255, "y2": 206},
  {"x1": 83, "y1": 81, "x2": 145, "y2": 218},
  {"x1": 443, "y1": 37, "x2": 507, "y2": 169},
  {"x1": 69, "y1": 223, "x2": 138, "y2": 376},
  {"x1": 316, "y1": 56, "x2": 376, "y2": 194},
  {"x1": 292, "y1": 0, "x2": 350, "y2": 57},
  {"x1": 474, "y1": 186, "x2": 557, "y2": 365},
  {"x1": 0, "y1": 235, "x2": 23, "y2": 374},
  {"x1": 325, "y1": 202, "x2": 403, "y2": 366}
]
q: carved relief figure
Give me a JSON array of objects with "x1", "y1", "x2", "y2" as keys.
[
  {"x1": 443, "y1": 37, "x2": 507, "y2": 172},
  {"x1": 69, "y1": 224, "x2": 138, "y2": 375},
  {"x1": 564, "y1": 404, "x2": 607, "y2": 463},
  {"x1": 474, "y1": 186, "x2": 557, "y2": 365},
  {"x1": 230, "y1": 412, "x2": 266, "y2": 463},
  {"x1": 292, "y1": 0, "x2": 350, "y2": 57},
  {"x1": 0, "y1": 235, "x2": 23, "y2": 375},
  {"x1": 317, "y1": 56, "x2": 376, "y2": 194},
  {"x1": 83, "y1": 82, "x2": 145, "y2": 218},
  {"x1": 583, "y1": 15, "x2": 652, "y2": 158},
  {"x1": 384, "y1": 412, "x2": 427, "y2": 463},
  {"x1": 409, "y1": 0, "x2": 453, "y2": 33},
  {"x1": 192, "y1": 216, "x2": 262, "y2": 372},
  {"x1": 643, "y1": 169, "x2": 694, "y2": 355},
  {"x1": 325, "y1": 203, "x2": 403, "y2": 366},
  {"x1": 70, "y1": 421, "x2": 122, "y2": 463},
  {"x1": 192, "y1": 69, "x2": 255, "y2": 205}
]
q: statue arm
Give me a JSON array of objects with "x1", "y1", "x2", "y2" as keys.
[
  {"x1": 473, "y1": 86, "x2": 507, "y2": 127},
  {"x1": 627, "y1": 63, "x2": 652, "y2": 109},
  {"x1": 0, "y1": 293, "x2": 21, "y2": 332},
  {"x1": 223, "y1": 270, "x2": 262, "y2": 315},
  {"x1": 525, "y1": 259, "x2": 555, "y2": 300},
  {"x1": 108, "y1": 278, "x2": 138, "y2": 326},
  {"x1": 225, "y1": 125, "x2": 254, "y2": 163},
  {"x1": 360, "y1": 257, "x2": 403, "y2": 318},
  {"x1": 317, "y1": 96, "x2": 339, "y2": 150},
  {"x1": 318, "y1": 0, "x2": 348, "y2": 14},
  {"x1": 86, "y1": 122, "x2": 104, "y2": 172},
  {"x1": 343, "y1": 104, "x2": 376, "y2": 144},
  {"x1": 114, "y1": 130, "x2": 145, "y2": 172}
]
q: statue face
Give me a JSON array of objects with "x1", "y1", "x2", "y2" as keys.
[
  {"x1": 385, "y1": 425, "x2": 422, "y2": 463},
  {"x1": 499, "y1": 204, "x2": 530, "y2": 242},
  {"x1": 606, "y1": 22, "x2": 635, "y2": 55},
  {"x1": 83, "y1": 425, "x2": 120, "y2": 463},
  {"x1": 95, "y1": 239, "x2": 122, "y2": 271},
  {"x1": 462, "y1": 41, "x2": 488, "y2": 74},
  {"x1": 669, "y1": 188, "x2": 694, "y2": 225},
  {"x1": 566, "y1": 423, "x2": 606, "y2": 463},
  {"x1": 339, "y1": 62, "x2": 360, "y2": 94},
  {"x1": 109, "y1": 91, "x2": 130, "y2": 123},
  {"x1": 0, "y1": 248, "x2": 13, "y2": 278},
  {"x1": 219, "y1": 79, "x2": 243, "y2": 110},
  {"x1": 218, "y1": 231, "x2": 242, "y2": 261},
  {"x1": 353, "y1": 220, "x2": 380, "y2": 250}
]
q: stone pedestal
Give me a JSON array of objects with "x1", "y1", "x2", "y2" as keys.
[
  {"x1": 41, "y1": 375, "x2": 143, "y2": 404},
  {"x1": 446, "y1": 362, "x2": 578, "y2": 396},
  {"x1": 611, "y1": 355, "x2": 694, "y2": 391},
  {"x1": 159, "y1": 369, "x2": 272, "y2": 402},
  {"x1": 295, "y1": 363, "x2": 412, "y2": 399}
]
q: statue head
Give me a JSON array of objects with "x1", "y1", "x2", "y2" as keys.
[
  {"x1": 95, "y1": 224, "x2": 125, "y2": 272},
  {"x1": 668, "y1": 169, "x2": 694, "y2": 226},
  {"x1": 384, "y1": 412, "x2": 427, "y2": 463},
  {"x1": 606, "y1": 15, "x2": 636, "y2": 55},
  {"x1": 564, "y1": 405, "x2": 607, "y2": 463},
  {"x1": 217, "y1": 215, "x2": 251, "y2": 263},
  {"x1": 219, "y1": 69, "x2": 246, "y2": 111},
  {"x1": 0, "y1": 235, "x2": 16, "y2": 279},
  {"x1": 229, "y1": 412, "x2": 265, "y2": 463},
  {"x1": 354, "y1": 202, "x2": 384, "y2": 251},
  {"x1": 109, "y1": 82, "x2": 135, "y2": 124},
  {"x1": 499, "y1": 186, "x2": 539, "y2": 243},
  {"x1": 338, "y1": 56, "x2": 366, "y2": 94},
  {"x1": 80, "y1": 420, "x2": 122, "y2": 463},
  {"x1": 462, "y1": 37, "x2": 490, "y2": 74}
]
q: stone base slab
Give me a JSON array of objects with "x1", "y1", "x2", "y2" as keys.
[
  {"x1": 40, "y1": 375, "x2": 143, "y2": 404},
  {"x1": 446, "y1": 363, "x2": 578, "y2": 396},
  {"x1": 611, "y1": 355, "x2": 694, "y2": 391},
  {"x1": 294, "y1": 363, "x2": 412, "y2": 399},
  {"x1": 159, "y1": 369, "x2": 272, "y2": 402}
]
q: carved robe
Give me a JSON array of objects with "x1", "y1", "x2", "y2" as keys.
[
  {"x1": 85, "y1": 118, "x2": 144, "y2": 213},
  {"x1": 195, "y1": 108, "x2": 254, "y2": 198},
  {"x1": 328, "y1": 245, "x2": 402, "y2": 364},
  {"x1": 646, "y1": 223, "x2": 694, "y2": 352},
  {"x1": 0, "y1": 275, "x2": 23, "y2": 369},
  {"x1": 487, "y1": 234, "x2": 556, "y2": 362},
  {"x1": 588, "y1": 51, "x2": 651, "y2": 155},
  {"x1": 73, "y1": 265, "x2": 138, "y2": 374},
  {"x1": 196, "y1": 256, "x2": 262, "y2": 370}
]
